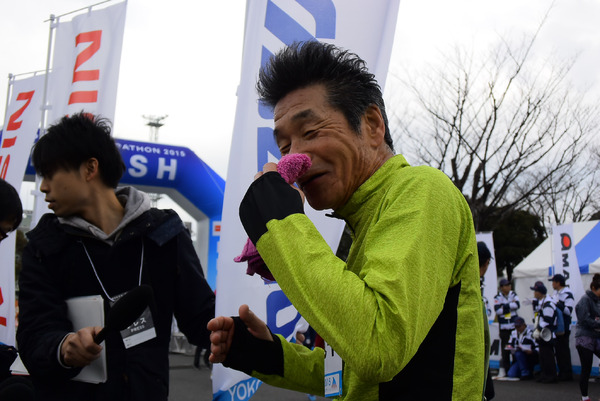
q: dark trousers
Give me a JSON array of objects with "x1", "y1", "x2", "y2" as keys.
[
  {"x1": 554, "y1": 331, "x2": 572, "y2": 379},
  {"x1": 577, "y1": 345, "x2": 600, "y2": 397},
  {"x1": 499, "y1": 329, "x2": 512, "y2": 373},
  {"x1": 538, "y1": 339, "x2": 557, "y2": 380},
  {"x1": 485, "y1": 372, "x2": 495, "y2": 400}
]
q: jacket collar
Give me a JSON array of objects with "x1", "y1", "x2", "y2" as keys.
[
  {"x1": 335, "y1": 154, "x2": 409, "y2": 232},
  {"x1": 58, "y1": 186, "x2": 151, "y2": 245}
]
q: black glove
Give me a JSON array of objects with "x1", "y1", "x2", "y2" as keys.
[
  {"x1": 239, "y1": 172, "x2": 304, "y2": 245},
  {"x1": 223, "y1": 317, "x2": 284, "y2": 376}
]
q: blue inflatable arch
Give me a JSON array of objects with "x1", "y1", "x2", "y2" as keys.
[{"x1": 24, "y1": 138, "x2": 224, "y2": 289}]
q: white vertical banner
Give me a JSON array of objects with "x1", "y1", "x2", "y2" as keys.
[
  {"x1": 476, "y1": 232, "x2": 500, "y2": 366},
  {"x1": 552, "y1": 223, "x2": 585, "y2": 305},
  {"x1": 213, "y1": 0, "x2": 400, "y2": 399},
  {"x1": 476, "y1": 232, "x2": 498, "y2": 323},
  {"x1": 0, "y1": 73, "x2": 46, "y2": 345},
  {"x1": 46, "y1": 1, "x2": 127, "y2": 125}
]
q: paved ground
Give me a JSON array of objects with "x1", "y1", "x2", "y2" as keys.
[
  {"x1": 492, "y1": 375, "x2": 586, "y2": 401},
  {"x1": 169, "y1": 352, "x2": 327, "y2": 401},
  {"x1": 169, "y1": 353, "x2": 600, "y2": 400}
]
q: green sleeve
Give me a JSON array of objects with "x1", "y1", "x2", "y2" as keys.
[
  {"x1": 256, "y1": 167, "x2": 480, "y2": 384},
  {"x1": 253, "y1": 335, "x2": 325, "y2": 396}
]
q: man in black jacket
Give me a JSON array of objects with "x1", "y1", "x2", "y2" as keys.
[{"x1": 16, "y1": 113, "x2": 215, "y2": 400}]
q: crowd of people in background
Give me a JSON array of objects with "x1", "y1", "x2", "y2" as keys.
[
  {"x1": 490, "y1": 275, "x2": 573, "y2": 384},
  {"x1": 487, "y1": 267, "x2": 600, "y2": 401}
]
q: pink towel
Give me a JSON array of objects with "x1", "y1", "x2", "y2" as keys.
[{"x1": 234, "y1": 153, "x2": 312, "y2": 281}]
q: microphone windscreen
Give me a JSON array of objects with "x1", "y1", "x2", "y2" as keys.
[
  {"x1": 107, "y1": 284, "x2": 154, "y2": 331},
  {"x1": 95, "y1": 284, "x2": 154, "y2": 344}
]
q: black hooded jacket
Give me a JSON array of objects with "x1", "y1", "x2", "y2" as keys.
[{"x1": 17, "y1": 209, "x2": 215, "y2": 401}]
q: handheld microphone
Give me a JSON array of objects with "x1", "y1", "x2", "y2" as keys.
[{"x1": 94, "y1": 284, "x2": 154, "y2": 344}]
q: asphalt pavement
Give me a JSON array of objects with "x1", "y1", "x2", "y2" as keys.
[
  {"x1": 169, "y1": 353, "x2": 598, "y2": 400},
  {"x1": 169, "y1": 352, "x2": 327, "y2": 401}
]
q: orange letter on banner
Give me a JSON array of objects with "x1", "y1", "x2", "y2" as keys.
[{"x1": 69, "y1": 30, "x2": 102, "y2": 105}]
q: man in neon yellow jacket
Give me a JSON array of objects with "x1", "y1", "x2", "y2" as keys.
[{"x1": 208, "y1": 41, "x2": 485, "y2": 400}]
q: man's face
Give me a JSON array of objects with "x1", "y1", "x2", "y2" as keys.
[
  {"x1": 39, "y1": 165, "x2": 90, "y2": 217},
  {"x1": 501, "y1": 283, "x2": 511, "y2": 295},
  {"x1": 552, "y1": 281, "x2": 560, "y2": 290},
  {"x1": 273, "y1": 84, "x2": 380, "y2": 211},
  {"x1": 515, "y1": 322, "x2": 526, "y2": 334}
]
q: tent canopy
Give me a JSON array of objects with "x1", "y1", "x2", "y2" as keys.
[
  {"x1": 512, "y1": 220, "x2": 600, "y2": 326},
  {"x1": 513, "y1": 220, "x2": 600, "y2": 279}
]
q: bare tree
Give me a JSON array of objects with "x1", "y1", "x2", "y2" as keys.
[
  {"x1": 389, "y1": 23, "x2": 600, "y2": 231},
  {"x1": 527, "y1": 144, "x2": 600, "y2": 226}
]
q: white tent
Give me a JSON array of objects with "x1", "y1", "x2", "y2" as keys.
[
  {"x1": 503, "y1": 220, "x2": 600, "y2": 372},
  {"x1": 512, "y1": 219, "x2": 600, "y2": 325}
]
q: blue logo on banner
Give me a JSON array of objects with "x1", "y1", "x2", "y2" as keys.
[
  {"x1": 266, "y1": 290, "x2": 302, "y2": 340},
  {"x1": 256, "y1": 0, "x2": 337, "y2": 170},
  {"x1": 213, "y1": 377, "x2": 262, "y2": 401}
]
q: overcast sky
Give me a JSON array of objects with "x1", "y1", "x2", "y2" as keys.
[{"x1": 1, "y1": 0, "x2": 599, "y2": 209}]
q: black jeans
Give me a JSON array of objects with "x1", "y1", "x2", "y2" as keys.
[
  {"x1": 554, "y1": 331, "x2": 572, "y2": 379},
  {"x1": 499, "y1": 329, "x2": 512, "y2": 373},
  {"x1": 538, "y1": 338, "x2": 557, "y2": 380},
  {"x1": 577, "y1": 345, "x2": 600, "y2": 397}
]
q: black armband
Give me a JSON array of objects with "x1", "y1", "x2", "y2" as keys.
[
  {"x1": 239, "y1": 172, "x2": 304, "y2": 245},
  {"x1": 223, "y1": 317, "x2": 284, "y2": 376}
]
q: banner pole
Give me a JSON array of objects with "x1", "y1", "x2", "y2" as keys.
[
  {"x1": 40, "y1": 14, "x2": 55, "y2": 133},
  {"x1": 50, "y1": 0, "x2": 113, "y2": 21},
  {"x1": 30, "y1": 14, "x2": 57, "y2": 229},
  {"x1": 549, "y1": 225, "x2": 555, "y2": 277},
  {"x1": 2, "y1": 74, "x2": 14, "y2": 126}
]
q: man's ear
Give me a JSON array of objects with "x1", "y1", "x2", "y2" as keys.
[
  {"x1": 82, "y1": 158, "x2": 100, "y2": 182},
  {"x1": 362, "y1": 104, "x2": 386, "y2": 147}
]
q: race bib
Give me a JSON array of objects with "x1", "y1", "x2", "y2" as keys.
[{"x1": 324, "y1": 341, "x2": 343, "y2": 397}]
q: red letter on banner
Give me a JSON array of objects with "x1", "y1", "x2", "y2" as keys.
[
  {"x1": 0, "y1": 287, "x2": 6, "y2": 327},
  {"x1": 68, "y1": 30, "x2": 102, "y2": 105},
  {"x1": 0, "y1": 155, "x2": 10, "y2": 180},
  {"x1": 1, "y1": 89, "x2": 35, "y2": 178},
  {"x1": 3, "y1": 90, "x2": 35, "y2": 149}
]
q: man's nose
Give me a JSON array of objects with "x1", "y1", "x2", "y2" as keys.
[
  {"x1": 288, "y1": 142, "x2": 311, "y2": 159},
  {"x1": 39, "y1": 178, "x2": 49, "y2": 193}
]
